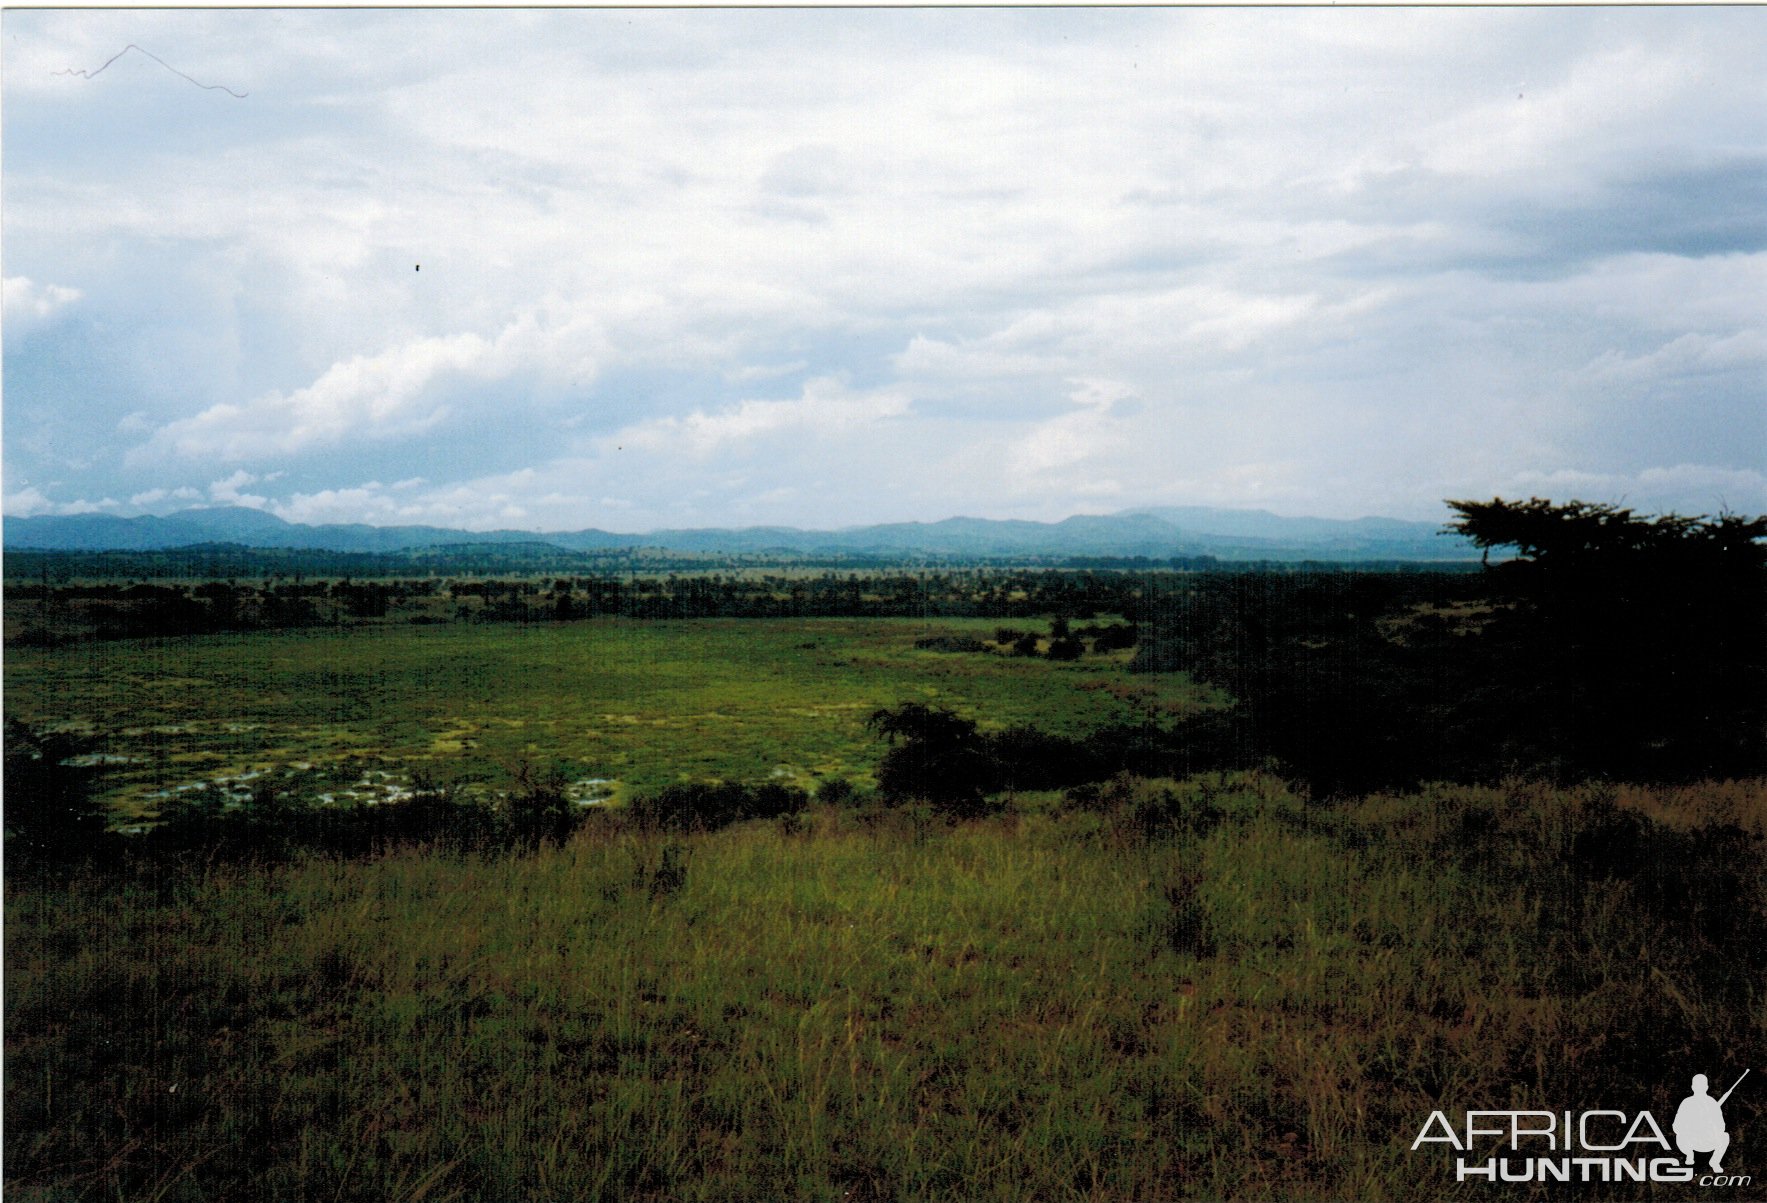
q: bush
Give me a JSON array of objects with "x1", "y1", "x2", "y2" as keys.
[
  {"x1": 1082, "y1": 623, "x2": 1138, "y2": 652},
  {"x1": 914, "y1": 634, "x2": 989, "y2": 654},
  {"x1": 1064, "y1": 774, "x2": 1223, "y2": 844},
  {"x1": 816, "y1": 778, "x2": 861, "y2": 807},
  {"x1": 500, "y1": 762, "x2": 580, "y2": 849},
  {"x1": 1045, "y1": 636, "x2": 1086, "y2": 661},
  {"x1": 624, "y1": 781, "x2": 808, "y2": 832},
  {"x1": 3, "y1": 720, "x2": 116, "y2": 865},
  {"x1": 869, "y1": 704, "x2": 993, "y2": 813}
]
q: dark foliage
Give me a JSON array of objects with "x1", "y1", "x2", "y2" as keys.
[
  {"x1": 623, "y1": 781, "x2": 809, "y2": 832},
  {"x1": 1045, "y1": 635, "x2": 1086, "y2": 661},
  {"x1": 1155, "y1": 873, "x2": 1217, "y2": 959},
  {"x1": 2, "y1": 720, "x2": 117, "y2": 865},
  {"x1": 1130, "y1": 499, "x2": 1767, "y2": 790},
  {"x1": 500, "y1": 762, "x2": 579, "y2": 849},
  {"x1": 140, "y1": 785, "x2": 536, "y2": 864},
  {"x1": 914, "y1": 634, "x2": 990, "y2": 653},
  {"x1": 1066, "y1": 774, "x2": 1225, "y2": 845},
  {"x1": 646, "y1": 843, "x2": 689, "y2": 898},
  {"x1": 1079, "y1": 622, "x2": 1138, "y2": 653},
  {"x1": 868, "y1": 704, "x2": 998, "y2": 818},
  {"x1": 9, "y1": 557, "x2": 1478, "y2": 647},
  {"x1": 815, "y1": 778, "x2": 860, "y2": 806},
  {"x1": 1445, "y1": 498, "x2": 1767, "y2": 782},
  {"x1": 867, "y1": 703, "x2": 1256, "y2": 813}
]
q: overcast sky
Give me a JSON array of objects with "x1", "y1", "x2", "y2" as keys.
[{"x1": 4, "y1": 8, "x2": 1764, "y2": 532}]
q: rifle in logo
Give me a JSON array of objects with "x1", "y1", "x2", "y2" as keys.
[{"x1": 1676, "y1": 1069, "x2": 1748, "y2": 1173}]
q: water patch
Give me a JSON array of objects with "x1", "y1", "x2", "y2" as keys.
[
  {"x1": 143, "y1": 763, "x2": 418, "y2": 811},
  {"x1": 567, "y1": 777, "x2": 615, "y2": 807},
  {"x1": 316, "y1": 768, "x2": 417, "y2": 807}
]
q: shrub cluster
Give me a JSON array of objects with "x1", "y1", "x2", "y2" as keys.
[
  {"x1": 866, "y1": 703, "x2": 1257, "y2": 818},
  {"x1": 622, "y1": 781, "x2": 809, "y2": 832}
]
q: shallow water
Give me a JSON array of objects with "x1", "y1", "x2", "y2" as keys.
[{"x1": 129, "y1": 763, "x2": 620, "y2": 824}]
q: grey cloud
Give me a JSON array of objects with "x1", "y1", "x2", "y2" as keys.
[{"x1": 6, "y1": 8, "x2": 1765, "y2": 526}]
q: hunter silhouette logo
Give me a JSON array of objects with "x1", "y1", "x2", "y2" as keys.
[
  {"x1": 1677, "y1": 1070, "x2": 1747, "y2": 1173},
  {"x1": 1411, "y1": 1068, "x2": 1753, "y2": 1187}
]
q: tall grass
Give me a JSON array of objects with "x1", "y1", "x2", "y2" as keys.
[{"x1": 7, "y1": 774, "x2": 1763, "y2": 1201}]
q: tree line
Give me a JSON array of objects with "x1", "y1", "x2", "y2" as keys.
[
  {"x1": 9, "y1": 564, "x2": 1473, "y2": 644},
  {"x1": 6, "y1": 498, "x2": 1761, "y2": 865},
  {"x1": 1129, "y1": 499, "x2": 1766, "y2": 789}
]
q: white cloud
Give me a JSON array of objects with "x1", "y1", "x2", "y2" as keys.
[
  {"x1": 3, "y1": 485, "x2": 55, "y2": 516},
  {"x1": 1007, "y1": 380, "x2": 1135, "y2": 478},
  {"x1": 1582, "y1": 330, "x2": 1767, "y2": 384},
  {"x1": 2, "y1": 484, "x2": 120, "y2": 516},
  {"x1": 272, "y1": 477, "x2": 546, "y2": 530},
  {"x1": 6, "y1": 10, "x2": 1766, "y2": 527},
  {"x1": 609, "y1": 377, "x2": 911, "y2": 458},
  {"x1": 1501, "y1": 464, "x2": 1767, "y2": 514},
  {"x1": 133, "y1": 304, "x2": 606, "y2": 462},
  {"x1": 3, "y1": 276, "x2": 82, "y2": 334},
  {"x1": 723, "y1": 360, "x2": 809, "y2": 385},
  {"x1": 208, "y1": 469, "x2": 269, "y2": 508},
  {"x1": 129, "y1": 485, "x2": 203, "y2": 508},
  {"x1": 1420, "y1": 47, "x2": 1687, "y2": 186}
]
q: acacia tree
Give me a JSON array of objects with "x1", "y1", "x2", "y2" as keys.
[
  {"x1": 1447, "y1": 497, "x2": 1767, "y2": 575},
  {"x1": 867, "y1": 703, "x2": 996, "y2": 817},
  {"x1": 1446, "y1": 497, "x2": 1767, "y2": 780}
]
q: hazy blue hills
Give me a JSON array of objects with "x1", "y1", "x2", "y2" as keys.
[{"x1": 4, "y1": 505, "x2": 1480, "y2": 562}]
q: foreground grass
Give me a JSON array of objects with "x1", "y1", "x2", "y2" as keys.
[
  {"x1": 8, "y1": 775, "x2": 1763, "y2": 1202},
  {"x1": 2, "y1": 618, "x2": 1209, "y2": 813}
]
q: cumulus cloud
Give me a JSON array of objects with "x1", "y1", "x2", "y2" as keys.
[
  {"x1": 5, "y1": 9, "x2": 1765, "y2": 527},
  {"x1": 1581, "y1": 330, "x2": 1767, "y2": 384},
  {"x1": 609, "y1": 378, "x2": 912, "y2": 458},
  {"x1": 3, "y1": 485, "x2": 55, "y2": 516},
  {"x1": 2, "y1": 484, "x2": 119, "y2": 516},
  {"x1": 133, "y1": 305, "x2": 606, "y2": 462},
  {"x1": 3, "y1": 276, "x2": 82, "y2": 335},
  {"x1": 4, "y1": 275, "x2": 81, "y2": 317},
  {"x1": 271, "y1": 475, "x2": 554, "y2": 530},
  {"x1": 129, "y1": 485, "x2": 202, "y2": 508},
  {"x1": 207, "y1": 469, "x2": 270, "y2": 508},
  {"x1": 1008, "y1": 380, "x2": 1135, "y2": 478}
]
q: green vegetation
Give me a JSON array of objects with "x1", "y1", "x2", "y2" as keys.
[
  {"x1": 6, "y1": 499, "x2": 1764, "y2": 1201},
  {"x1": 2, "y1": 617, "x2": 1207, "y2": 819},
  {"x1": 8, "y1": 776, "x2": 1762, "y2": 1201}
]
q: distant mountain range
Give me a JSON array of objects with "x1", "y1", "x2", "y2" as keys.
[{"x1": 3, "y1": 504, "x2": 1481, "y2": 562}]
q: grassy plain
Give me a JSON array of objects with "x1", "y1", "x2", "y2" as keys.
[
  {"x1": 2, "y1": 617, "x2": 1211, "y2": 817},
  {"x1": 7, "y1": 616, "x2": 1765, "y2": 1201},
  {"x1": 8, "y1": 776, "x2": 1764, "y2": 1201}
]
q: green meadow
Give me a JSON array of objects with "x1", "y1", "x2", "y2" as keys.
[
  {"x1": 7, "y1": 775, "x2": 1763, "y2": 1201},
  {"x1": 2, "y1": 617, "x2": 1210, "y2": 816},
  {"x1": 6, "y1": 610, "x2": 1764, "y2": 1201}
]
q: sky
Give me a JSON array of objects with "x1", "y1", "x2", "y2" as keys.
[{"x1": 4, "y1": 8, "x2": 1764, "y2": 532}]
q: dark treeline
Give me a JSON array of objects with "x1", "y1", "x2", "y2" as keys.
[
  {"x1": 7, "y1": 499, "x2": 1761, "y2": 857},
  {"x1": 1131, "y1": 500, "x2": 1767, "y2": 791},
  {"x1": 865, "y1": 702, "x2": 1253, "y2": 820},
  {"x1": 6, "y1": 541, "x2": 1481, "y2": 583},
  {"x1": 7, "y1": 562, "x2": 1476, "y2": 645}
]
